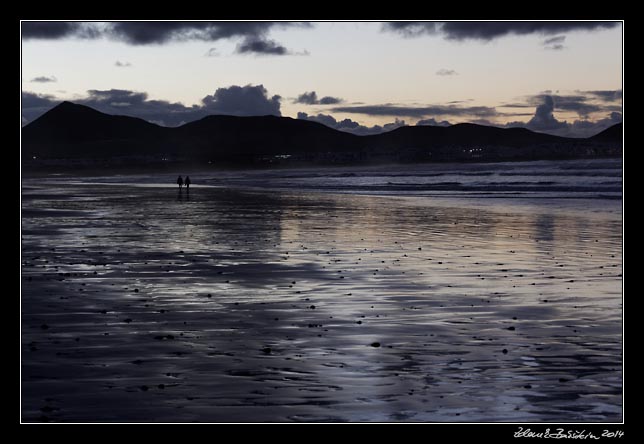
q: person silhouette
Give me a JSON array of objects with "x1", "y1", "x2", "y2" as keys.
[
  {"x1": 177, "y1": 175, "x2": 184, "y2": 190},
  {"x1": 185, "y1": 176, "x2": 191, "y2": 191}
]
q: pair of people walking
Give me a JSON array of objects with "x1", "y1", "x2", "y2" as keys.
[{"x1": 177, "y1": 175, "x2": 191, "y2": 191}]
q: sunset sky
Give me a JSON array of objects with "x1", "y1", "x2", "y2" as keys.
[{"x1": 21, "y1": 21, "x2": 623, "y2": 137}]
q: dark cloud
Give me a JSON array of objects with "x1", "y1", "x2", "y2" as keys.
[
  {"x1": 74, "y1": 89, "x2": 204, "y2": 126},
  {"x1": 295, "y1": 91, "x2": 318, "y2": 105},
  {"x1": 21, "y1": 91, "x2": 58, "y2": 125},
  {"x1": 204, "y1": 48, "x2": 219, "y2": 57},
  {"x1": 554, "y1": 101, "x2": 604, "y2": 117},
  {"x1": 383, "y1": 21, "x2": 619, "y2": 41},
  {"x1": 236, "y1": 37, "x2": 288, "y2": 55},
  {"x1": 584, "y1": 90, "x2": 623, "y2": 102},
  {"x1": 22, "y1": 22, "x2": 77, "y2": 39},
  {"x1": 565, "y1": 112, "x2": 622, "y2": 137},
  {"x1": 500, "y1": 102, "x2": 534, "y2": 108},
  {"x1": 527, "y1": 92, "x2": 622, "y2": 118},
  {"x1": 382, "y1": 118, "x2": 407, "y2": 132},
  {"x1": 21, "y1": 21, "x2": 305, "y2": 55},
  {"x1": 294, "y1": 91, "x2": 343, "y2": 105},
  {"x1": 500, "y1": 90, "x2": 622, "y2": 135},
  {"x1": 416, "y1": 118, "x2": 451, "y2": 127},
  {"x1": 436, "y1": 68, "x2": 457, "y2": 76},
  {"x1": 108, "y1": 22, "x2": 276, "y2": 45},
  {"x1": 114, "y1": 60, "x2": 132, "y2": 67},
  {"x1": 509, "y1": 112, "x2": 622, "y2": 138},
  {"x1": 30, "y1": 76, "x2": 57, "y2": 83},
  {"x1": 297, "y1": 112, "x2": 406, "y2": 135},
  {"x1": 330, "y1": 104, "x2": 499, "y2": 118},
  {"x1": 382, "y1": 22, "x2": 440, "y2": 37},
  {"x1": 319, "y1": 96, "x2": 342, "y2": 105},
  {"x1": 526, "y1": 95, "x2": 568, "y2": 130},
  {"x1": 543, "y1": 35, "x2": 566, "y2": 50},
  {"x1": 506, "y1": 95, "x2": 622, "y2": 137},
  {"x1": 201, "y1": 84, "x2": 281, "y2": 116},
  {"x1": 21, "y1": 22, "x2": 99, "y2": 39},
  {"x1": 84, "y1": 89, "x2": 148, "y2": 105},
  {"x1": 543, "y1": 35, "x2": 566, "y2": 45},
  {"x1": 22, "y1": 84, "x2": 282, "y2": 127}
]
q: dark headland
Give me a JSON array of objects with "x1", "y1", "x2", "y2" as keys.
[{"x1": 22, "y1": 101, "x2": 623, "y2": 170}]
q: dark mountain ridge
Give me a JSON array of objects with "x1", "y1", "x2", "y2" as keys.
[{"x1": 22, "y1": 102, "x2": 623, "y2": 167}]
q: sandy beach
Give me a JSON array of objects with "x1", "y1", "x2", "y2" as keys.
[{"x1": 21, "y1": 169, "x2": 622, "y2": 422}]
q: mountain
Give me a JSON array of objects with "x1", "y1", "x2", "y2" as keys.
[
  {"x1": 173, "y1": 114, "x2": 359, "y2": 161},
  {"x1": 23, "y1": 102, "x2": 170, "y2": 159},
  {"x1": 21, "y1": 102, "x2": 623, "y2": 167},
  {"x1": 24, "y1": 101, "x2": 165, "y2": 142},
  {"x1": 590, "y1": 123, "x2": 622, "y2": 142}
]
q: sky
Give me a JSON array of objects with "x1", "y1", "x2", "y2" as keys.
[{"x1": 21, "y1": 21, "x2": 623, "y2": 137}]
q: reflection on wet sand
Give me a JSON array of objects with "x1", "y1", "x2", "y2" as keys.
[{"x1": 21, "y1": 183, "x2": 622, "y2": 422}]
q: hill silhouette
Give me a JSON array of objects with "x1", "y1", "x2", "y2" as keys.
[
  {"x1": 22, "y1": 102, "x2": 623, "y2": 167},
  {"x1": 590, "y1": 122, "x2": 622, "y2": 142}
]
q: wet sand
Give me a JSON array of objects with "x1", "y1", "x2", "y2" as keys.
[{"x1": 21, "y1": 181, "x2": 622, "y2": 422}]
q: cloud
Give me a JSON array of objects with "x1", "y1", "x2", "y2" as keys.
[
  {"x1": 543, "y1": 35, "x2": 566, "y2": 50},
  {"x1": 382, "y1": 22, "x2": 440, "y2": 37},
  {"x1": 236, "y1": 37, "x2": 288, "y2": 55},
  {"x1": 201, "y1": 84, "x2": 281, "y2": 116},
  {"x1": 382, "y1": 118, "x2": 408, "y2": 132},
  {"x1": 294, "y1": 91, "x2": 318, "y2": 104},
  {"x1": 330, "y1": 103, "x2": 499, "y2": 118},
  {"x1": 21, "y1": 91, "x2": 58, "y2": 125},
  {"x1": 114, "y1": 60, "x2": 132, "y2": 67},
  {"x1": 436, "y1": 68, "x2": 457, "y2": 76},
  {"x1": 505, "y1": 95, "x2": 623, "y2": 137},
  {"x1": 584, "y1": 90, "x2": 623, "y2": 102},
  {"x1": 382, "y1": 21, "x2": 619, "y2": 41},
  {"x1": 526, "y1": 92, "x2": 622, "y2": 118},
  {"x1": 21, "y1": 21, "x2": 100, "y2": 39},
  {"x1": 526, "y1": 95, "x2": 568, "y2": 130},
  {"x1": 204, "y1": 48, "x2": 219, "y2": 57},
  {"x1": 22, "y1": 21, "x2": 307, "y2": 55},
  {"x1": 21, "y1": 87, "x2": 622, "y2": 138},
  {"x1": 297, "y1": 112, "x2": 406, "y2": 135},
  {"x1": 416, "y1": 118, "x2": 451, "y2": 127},
  {"x1": 502, "y1": 90, "x2": 623, "y2": 135},
  {"x1": 107, "y1": 22, "x2": 277, "y2": 45},
  {"x1": 30, "y1": 76, "x2": 57, "y2": 83},
  {"x1": 294, "y1": 91, "x2": 343, "y2": 105},
  {"x1": 22, "y1": 84, "x2": 282, "y2": 127},
  {"x1": 22, "y1": 22, "x2": 78, "y2": 39},
  {"x1": 319, "y1": 96, "x2": 343, "y2": 105}
]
